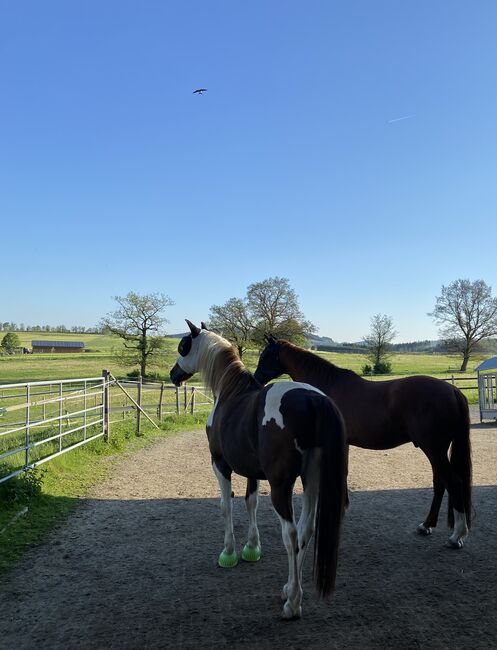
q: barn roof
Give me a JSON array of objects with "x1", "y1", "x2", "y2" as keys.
[
  {"x1": 31, "y1": 340, "x2": 85, "y2": 348},
  {"x1": 475, "y1": 356, "x2": 497, "y2": 372}
]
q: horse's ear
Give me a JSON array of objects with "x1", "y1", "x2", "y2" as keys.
[
  {"x1": 265, "y1": 332, "x2": 277, "y2": 344},
  {"x1": 201, "y1": 321, "x2": 209, "y2": 330},
  {"x1": 185, "y1": 319, "x2": 201, "y2": 338}
]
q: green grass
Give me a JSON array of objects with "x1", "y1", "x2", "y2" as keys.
[
  {"x1": 0, "y1": 334, "x2": 180, "y2": 383},
  {"x1": 0, "y1": 412, "x2": 207, "y2": 574}
]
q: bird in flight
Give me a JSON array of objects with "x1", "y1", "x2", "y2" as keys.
[{"x1": 193, "y1": 88, "x2": 207, "y2": 95}]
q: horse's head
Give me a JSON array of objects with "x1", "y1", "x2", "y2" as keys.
[
  {"x1": 254, "y1": 333, "x2": 284, "y2": 385},
  {"x1": 170, "y1": 319, "x2": 207, "y2": 385}
]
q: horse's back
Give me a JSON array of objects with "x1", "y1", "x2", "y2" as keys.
[
  {"x1": 385, "y1": 375, "x2": 467, "y2": 445},
  {"x1": 330, "y1": 374, "x2": 466, "y2": 449}
]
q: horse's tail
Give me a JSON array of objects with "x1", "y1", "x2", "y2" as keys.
[
  {"x1": 448, "y1": 388, "x2": 472, "y2": 529},
  {"x1": 313, "y1": 397, "x2": 348, "y2": 598}
]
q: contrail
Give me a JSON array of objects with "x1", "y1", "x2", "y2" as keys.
[{"x1": 387, "y1": 114, "x2": 416, "y2": 124}]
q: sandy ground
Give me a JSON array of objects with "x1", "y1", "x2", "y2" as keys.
[{"x1": 0, "y1": 407, "x2": 495, "y2": 649}]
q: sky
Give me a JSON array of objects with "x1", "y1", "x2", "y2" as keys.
[{"x1": 1, "y1": 1, "x2": 495, "y2": 342}]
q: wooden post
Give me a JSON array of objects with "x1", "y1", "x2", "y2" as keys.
[
  {"x1": 102, "y1": 369, "x2": 110, "y2": 441},
  {"x1": 137, "y1": 375, "x2": 142, "y2": 435},
  {"x1": 158, "y1": 381, "x2": 165, "y2": 421},
  {"x1": 175, "y1": 386, "x2": 180, "y2": 415},
  {"x1": 183, "y1": 383, "x2": 187, "y2": 412},
  {"x1": 190, "y1": 386, "x2": 195, "y2": 415}
]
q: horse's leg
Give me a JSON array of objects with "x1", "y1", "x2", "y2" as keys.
[
  {"x1": 293, "y1": 449, "x2": 320, "y2": 589},
  {"x1": 242, "y1": 478, "x2": 262, "y2": 562},
  {"x1": 212, "y1": 459, "x2": 238, "y2": 567},
  {"x1": 423, "y1": 452, "x2": 469, "y2": 548},
  {"x1": 417, "y1": 459, "x2": 445, "y2": 535},
  {"x1": 271, "y1": 480, "x2": 302, "y2": 619}
]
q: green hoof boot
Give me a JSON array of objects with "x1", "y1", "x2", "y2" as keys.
[
  {"x1": 218, "y1": 550, "x2": 238, "y2": 568},
  {"x1": 242, "y1": 544, "x2": 262, "y2": 562}
]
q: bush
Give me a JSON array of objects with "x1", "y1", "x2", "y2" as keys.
[
  {"x1": 126, "y1": 369, "x2": 164, "y2": 381},
  {"x1": 373, "y1": 361, "x2": 392, "y2": 374},
  {"x1": 1, "y1": 332, "x2": 21, "y2": 354},
  {"x1": 362, "y1": 362, "x2": 392, "y2": 375},
  {"x1": 0, "y1": 468, "x2": 46, "y2": 504}
]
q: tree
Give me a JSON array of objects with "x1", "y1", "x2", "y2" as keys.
[
  {"x1": 101, "y1": 292, "x2": 174, "y2": 377},
  {"x1": 208, "y1": 277, "x2": 316, "y2": 353},
  {"x1": 362, "y1": 314, "x2": 397, "y2": 373},
  {"x1": 1, "y1": 332, "x2": 21, "y2": 354},
  {"x1": 430, "y1": 279, "x2": 497, "y2": 371},
  {"x1": 246, "y1": 277, "x2": 316, "y2": 346},
  {"x1": 208, "y1": 298, "x2": 253, "y2": 358}
]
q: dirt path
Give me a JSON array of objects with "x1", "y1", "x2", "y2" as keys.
[{"x1": 0, "y1": 410, "x2": 496, "y2": 649}]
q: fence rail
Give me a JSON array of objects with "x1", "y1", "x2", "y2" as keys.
[
  {"x1": 1, "y1": 370, "x2": 482, "y2": 485},
  {"x1": 442, "y1": 375, "x2": 478, "y2": 391},
  {"x1": 0, "y1": 376, "x2": 106, "y2": 484},
  {"x1": 0, "y1": 372, "x2": 214, "y2": 484}
]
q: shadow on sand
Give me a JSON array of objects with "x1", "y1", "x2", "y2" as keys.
[{"x1": 0, "y1": 485, "x2": 496, "y2": 650}]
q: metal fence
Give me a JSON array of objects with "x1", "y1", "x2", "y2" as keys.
[
  {"x1": 0, "y1": 376, "x2": 107, "y2": 484},
  {"x1": 0, "y1": 372, "x2": 214, "y2": 484}
]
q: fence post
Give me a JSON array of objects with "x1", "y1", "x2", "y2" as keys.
[
  {"x1": 102, "y1": 369, "x2": 110, "y2": 441},
  {"x1": 175, "y1": 386, "x2": 180, "y2": 415},
  {"x1": 25, "y1": 384, "x2": 30, "y2": 471},
  {"x1": 183, "y1": 383, "x2": 187, "y2": 412},
  {"x1": 190, "y1": 386, "x2": 195, "y2": 415},
  {"x1": 137, "y1": 374, "x2": 142, "y2": 435},
  {"x1": 58, "y1": 382, "x2": 63, "y2": 452},
  {"x1": 158, "y1": 381, "x2": 165, "y2": 421}
]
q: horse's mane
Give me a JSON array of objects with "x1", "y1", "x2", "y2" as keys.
[
  {"x1": 199, "y1": 331, "x2": 259, "y2": 398},
  {"x1": 280, "y1": 340, "x2": 358, "y2": 384}
]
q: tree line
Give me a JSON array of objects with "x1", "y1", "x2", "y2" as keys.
[
  {"x1": 0, "y1": 323, "x2": 102, "y2": 334},
  {"x1": 3, "y1": 277, "x2": 496, "y2": 375}
]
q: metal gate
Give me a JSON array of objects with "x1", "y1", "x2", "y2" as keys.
[{"x1": 0, "y1": 376, "x2": 108, "y2": 484}]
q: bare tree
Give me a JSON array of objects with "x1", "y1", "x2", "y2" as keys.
[
  {"x1": 246, "y1": 277, "x2": 316, "y2": 346},
  {"x1": 101, "y1": 292, "x2": 174, "y2": 377},
  {"x1": 208, "y1": 298, "x2": 253, "y2": 358},
  {"x1": 430, "y1": 279, "x2": 497, "y2": 371},
  {"x1": 363, "y1": 314, "x2": 397, "y2": 372}
]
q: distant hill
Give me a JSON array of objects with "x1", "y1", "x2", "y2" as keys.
[{"x1": 167, "y1": 331, "x2": 497, "y2": 356}]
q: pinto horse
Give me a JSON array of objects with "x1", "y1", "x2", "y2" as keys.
[
  {"x1": 254, "y1": 335, "x2": 472, "y2": 549},
  {"x1": 169, "y1": 320, "x2": 348, "y2": 619}
]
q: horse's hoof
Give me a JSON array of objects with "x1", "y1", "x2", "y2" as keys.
[
  {"x1": 281, "y1": 602, "x2": 302, "y2": 620},
  {"x1": 447, "y1": 537, "x2": 464, "y2": 550},
  {"x1": 218, "y1": 550, "x2": 238, "y2": 568},
  {"x1": 417, "y1": 523, "x2": 433, "y2": 536},
  {"x1": 241, "y1": 544, "x2": 261, "y2": 562}
]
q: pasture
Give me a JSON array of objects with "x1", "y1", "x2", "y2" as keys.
[
  {"x1": 0, "y1": 409, "x2": 495, "y2": 648},
  {"x1": 0, "y1": 330, "x2": 486, "y2": 386}
]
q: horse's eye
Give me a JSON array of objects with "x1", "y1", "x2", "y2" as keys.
[{"x1": 178, "y1": 336, "x2": 192, "y2": 356}]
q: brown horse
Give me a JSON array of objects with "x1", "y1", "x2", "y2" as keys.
[
  {"x1": 254, "y1": 335, "x2": 472, "y2": 548},
  {"x1": 169, "y1": 321, "x2": 348, "y2": 618}
]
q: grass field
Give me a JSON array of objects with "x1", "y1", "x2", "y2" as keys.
[{"x1": 0, "y1": 332, "x2": 486, "y2": 399}]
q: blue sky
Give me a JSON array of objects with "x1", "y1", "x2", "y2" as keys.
[{"x1": 1, "y1": 1, "x2": 495, "y2": 341}]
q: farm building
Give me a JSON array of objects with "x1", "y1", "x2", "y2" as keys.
[
  {"x1": 31, "y1": 340, "x2": 85, "y2": 354},
  {"x1": 476, "y1": 356, "x2": 497, "y2": 421}
]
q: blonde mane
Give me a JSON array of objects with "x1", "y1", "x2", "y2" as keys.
[{"x1": 197, "y1": 331, "x2": 253, "y2": 397}]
